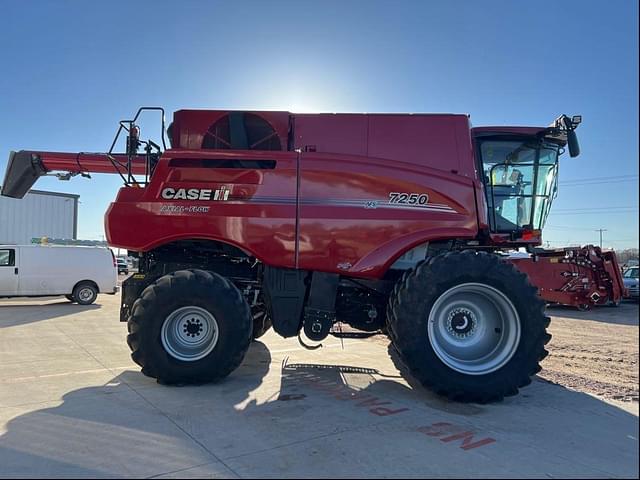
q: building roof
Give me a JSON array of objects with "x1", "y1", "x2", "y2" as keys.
[
  {"x1": 28, "y1": 189, "x2": 80, "y2": 199},
  {"x1": 0, "y1": 188, "x2": 79, "y2": 200}
]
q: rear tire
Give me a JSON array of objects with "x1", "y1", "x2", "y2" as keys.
[
  {"x1": 126, "y1": 269, "x2": 252, "y2": 385},
  {"x1": 387, "y1": 250, "x2": 550, "y2": 403},
  {"x1": 73, "y1": 282, "x2": 98, "y2": 305}
]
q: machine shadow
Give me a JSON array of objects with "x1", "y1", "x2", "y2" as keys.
[
  {"x1": 0, "y1": 339, "x2": 638, "y2": 477},
  {"x1": 0, "y1": 340, "x2": 273, "y2": 477},
  {"x1": 0, "y1": 299, "x2": 101, "y2": 328}
]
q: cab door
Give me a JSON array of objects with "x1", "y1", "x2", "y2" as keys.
[{"x1": 0, "y1": 247, "x2": 18, "y2": 296}]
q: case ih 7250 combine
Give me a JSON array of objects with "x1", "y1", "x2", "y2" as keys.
[{"x1": 3, "y1": 108, "x2": 583, "y2": 402}]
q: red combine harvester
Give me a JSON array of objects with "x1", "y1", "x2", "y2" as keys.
[
  {"x1": 507, "y1": 245, "x2": 626, "y2": 310},
  {"x1": 2, "y1": 108, "x2": 582, "y2": 402}
]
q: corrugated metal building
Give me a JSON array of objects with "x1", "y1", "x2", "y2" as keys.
[{"x1": 0, "y1": 189, "x2": 78, "y2": 244}]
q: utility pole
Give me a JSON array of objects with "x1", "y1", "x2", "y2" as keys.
[{"x1": 595, "y1": 229, "x2": 607, "y2": 248}]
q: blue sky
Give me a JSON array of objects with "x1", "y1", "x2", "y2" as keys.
[{"x1": 1, "y1": 0, "x2": 638, "y2": 250}]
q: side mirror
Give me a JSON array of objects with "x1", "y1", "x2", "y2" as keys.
[{"x1": 567, "y1": 129, "x2": 580, "y2": 157}]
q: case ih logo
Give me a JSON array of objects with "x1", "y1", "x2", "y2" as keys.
[{"x1": 161, "y1": 187, "x2": 230, "y2": 201}]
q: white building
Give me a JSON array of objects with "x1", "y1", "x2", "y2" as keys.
[{"x1": 0, "y1": 189, "x2": 78, "y2": 244}]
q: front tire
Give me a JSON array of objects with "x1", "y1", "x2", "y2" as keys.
[
  {"x1": 126, "y1": 269, "x2": 252, "y2": 384},
  {"x1": 387, "y1": 250, "x2": 550, "y2": 403}
]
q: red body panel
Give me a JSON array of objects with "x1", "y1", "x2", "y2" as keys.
[
  {"x1": 18, "y1": 110, "x2": 558, "y2": 280},
  {"x1": 104, "y1": 112, "x2": 483, "y2": 278},
  {"x1": 294, "y1": 114, "x2": 477, "y2": 178},
  {"x1": 291, "y1": 113, "x2": 479, "y2": 275},
  {"x1": 509, "y1": 246, "x2": 626, "y2": 308},
  {"x1": 297, "y1": 152, "x2": 477, "y2": 276},
  {"x1": 104, "y1": 149, "x2": 479, "y2": 278},
  {"x1": 106, "y1": 150, "x2": 299, "y2": 268}
]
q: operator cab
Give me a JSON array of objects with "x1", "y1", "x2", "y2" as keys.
[
  {"x1": 478, "y1": 138, "x2": 560, "y2": 232},
  {"x1": 473, "y1": 114, "x2": 581, "y2": 240}
]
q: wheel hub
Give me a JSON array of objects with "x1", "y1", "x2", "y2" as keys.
[
  {"x1": 447, "y1": 308, "x2": 476, "y2": 337},
  {"x1": 161, "y1": 306, "x2": 219, "y2": 362},
  {"x1": 427, "y1": 283, "x2": 521, "y2": 376},
  {"x1": 184, "y1": 318, "x2": 204, "y2": 337},
  {"x1": 79, "y1": 288, "x2": 93, "y2": 301}
]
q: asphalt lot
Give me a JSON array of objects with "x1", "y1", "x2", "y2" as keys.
[{"x1": 0, "y1": 291, "x2": 638, "y2": 478}]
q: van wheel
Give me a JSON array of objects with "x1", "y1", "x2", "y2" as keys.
[
  {"x1": 73, "y1": 282, "x2": 98, "y2": 305},
  {"x1": 126, "y1": 269, "x2": 252, "y2": 385}
]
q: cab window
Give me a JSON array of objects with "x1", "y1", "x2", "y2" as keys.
[{"x1": 478, "y1": 139, "x2": 559, "y2": 232}]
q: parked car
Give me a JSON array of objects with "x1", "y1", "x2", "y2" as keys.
[
  {"x1": 116, "y1": 257, "x2": 129, "y2": 275},
  {"x1": 0, "y1": 245, "x2": 118, "y2": 304},
  {"x1": 622, "y1": 266, "x2": 639, "y2": 300}
]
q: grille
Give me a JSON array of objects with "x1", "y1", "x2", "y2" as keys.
[{"x1": 202, "y1": 113, "x2": 282, "y2": 151}]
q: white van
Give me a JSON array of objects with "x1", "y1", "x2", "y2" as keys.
[{"x1": 0, "y1": 245, "x2": 118, "y2": 304}]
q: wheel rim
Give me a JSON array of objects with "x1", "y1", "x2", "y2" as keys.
[
  {"x1": 161, "y1": 306, "x2": 219, "y2": 362},
  {"x1": 79, "y1": 287, "x2": 95, "y2": 302},
  {"x1": 427, "y1": 283, "x2": 521, "y2": 375}
]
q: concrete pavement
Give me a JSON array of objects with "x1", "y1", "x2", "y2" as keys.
[{"x1": 0, "y1": 295, "x2": 638, "y2": 478}]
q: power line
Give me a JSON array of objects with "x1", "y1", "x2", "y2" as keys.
[
  {"x1": 543, "y1": 240, "x2": 586, "y2": 244},
  {"x1": 552, "y1": 205, "x2": 638, "y2": 211},
  {"x1": 562, "y1": 177, "x2": 638, "y2": 182},
  {"x1": 560, "y1": 174, "x2": 639, "y2": 184},
  {"x1": 544, "y1": 225, "x2": 638, "y2": 240},
  {"x1": 546, "y1": 225, "x2": 601, "y2": 231},
  {"x1": 550, "y1": 207, "x2": 638, "y2": 215},
  {"x1": 560, "y1": 179, "x2": 638, "y2": 187},
  {"x1": 599, "y1": 238, "x2": 639, "y2": 242},
  {"x1": 551, "y1": 211, "x2": 636, "y2": 215}
]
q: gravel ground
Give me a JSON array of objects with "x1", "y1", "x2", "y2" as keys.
[
  {"x1": 369, "y1": 301, "x2": 639, "y2": 404},
  {"x1": 539, "y1": 303, "x2": 639, "y2": 403}
]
